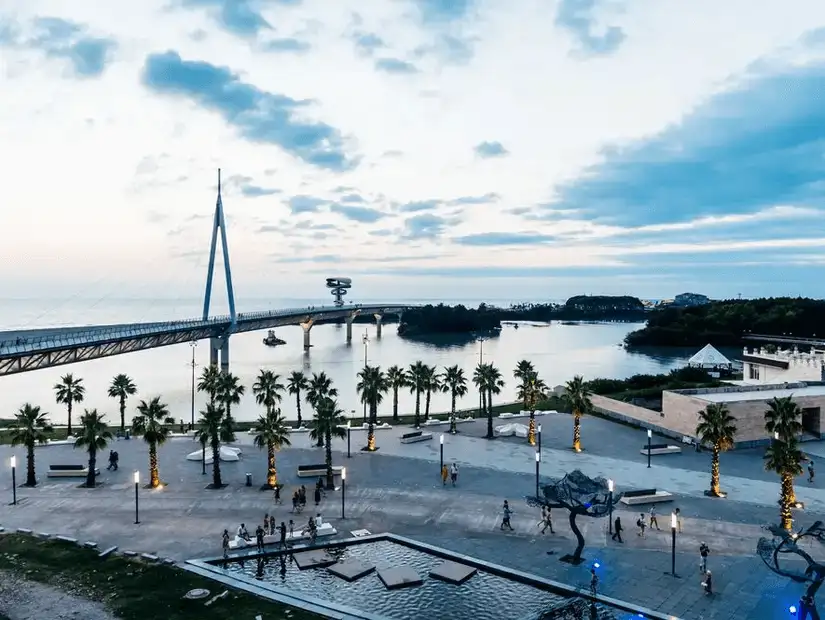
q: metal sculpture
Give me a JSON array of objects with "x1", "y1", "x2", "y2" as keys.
[
  {"x1": 527, "y1": 469, "x2": 620, "y2": 565},
  {"x1": 538, "y1": 598, "x2": 616, "y2": 619},
  {"x1": 758, "y1": 521, "x2": 825, "y2": 619}
]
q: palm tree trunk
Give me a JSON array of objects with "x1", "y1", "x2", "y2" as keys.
[
  {"x1": 573, "y1": 412, "x2": 582, "y2": 452},
  {"x1": 296, "y1": 392, "x2": 302, "y2": 427},
  {"x1": 25, "y1": 442, "x2": 36, "y2": 487},
  {"x1": 367, "y1": 402, "x2": 376, "y2": 451},
  {"x1": 67, "y1": 402, "x2": 73, "y2": 436},
  {"x1": 392, "y1": 387, "x2": 399, "y2": 422},
  {"x1": 266, "y1": 442, "x2": 276, "y2": 488},
  {"x1": 86, "y1": 447, "x2": 96, "y2": 488},
  {"x1": 528, "y1": 411, "x2": 536, "y2": 446},
  {"x1": 149, "y1": 442, "x2": 159, "y2": 488},
  {"x1": 425, "y1": 389, "x2": 431, "y2": 421},
  {"x1": 325, "y1": 430, "x2": 334, "y2": 489},
  {"x1": 710, "y1": 445, "x2": 720, "y2": 495},
  {"x1": 449, "y1": 390, "x2": 457, "y2": 434},
  {"x1": 211, "y1": 441, "x2": 222, "y2": 487},
  {"x1": 120, "y1": 396, "x2": 126, "y2": 433},
  {"x1": 485, "y1": 389, "x2": 494, "y2": 439},
  {"x1": 414, "y1": 391, "x2": 421, "y2": 428},
  {"x1": 780, "y1": 473, "x2": 794, "y2": 530}
]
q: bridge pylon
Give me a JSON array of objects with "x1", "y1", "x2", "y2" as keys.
[{"x1": 203, "y1": 169, "x2": 236, "y2": 324}]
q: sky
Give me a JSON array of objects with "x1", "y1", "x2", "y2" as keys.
[{"x1": 3, "y1": 0, "x2": 825, "y2": 308}]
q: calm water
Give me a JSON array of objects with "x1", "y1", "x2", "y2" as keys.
[{"x1": 0, "y1": 297, "x2": 693, "y2": 425}]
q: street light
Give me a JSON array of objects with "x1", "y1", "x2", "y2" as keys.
[
  {"x1": 346, "y1": 420, "x2": 351, "y2": 458},
  {"x1": 10, "y1": 456, "x2": 16, "y2": 506},
  {"x1": 537, "y1": 424, "x2": 542, "y2": 454},
  {"x1": 647, "y1": 429, "x2": 652, "y2": 468},
  {"x1": 362, "y1": 331, "x2": 369, "y2": 423},
  {"x1": 341, "y1": 467, "x2": 347, "y2": 519},
  {"x1": 535, "y1": 451, "x2": 541, "y2": 498},
  {"x1": 670, "y1": 511, "x2": 678, "y2": 577},
  {"x1": 134, "y1": 471, "x2": 140, "y2": 524},
  {"x1": 189, "y1": 341, "x2": 197, "y2": 429},
  {"x1": 440, "y1": 434, "x2": 444, "y2": 473},
  {"x1": 476, "y1": 337, "x2": 484, "y2": 418},
  {"x1": 608, "y1": 479, "x2": 614, "y2": 535}
]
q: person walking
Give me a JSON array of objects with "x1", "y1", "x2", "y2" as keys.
[
  {"x1": 269, "y1": 514, "x2": 276, "y2": 536},
  {"x1": 263, "y1": 514, "x2": 270, "y2": 535},
  {"x1": 314, "y1": 486, "x2": 321, "y2": 507},
  {"x1": 637, "y1": 513, "x2": 646, "y2": 537},
  {"x1": 255, "y1": 525, "x2": 265, "y2": 553},
  {"x1": 699, "y1": 542, "x2": 710, "y2": 573},
  {"x1": 450, "y1": 462, "x2": 458, "y2": 486},
  {"x1": 278, "y1": 521, "x2": 287, "y2": 549},
  {"x1": 675, "y1": 507, "x2": 683, "y2": 533},
  {"x1": 500, "y1": 500, "x2": 514, "y2": 531},
  {"x1": 288, "y1": 519, "x2": 295, "y2": 539},
  {"x1": 112, "y1": 451, "x2": 119, "y2": 471},
  {"x1": 274, "y1": 485, "x2": 281, "y2": 504},
  {"x1": 441, "y1": 464, "x2": 449, "y2": 486},
  {"x1": 589, "y1": 568, "x2": 599, "y2": 596},
  {"x1": 611, "y1": 516, "x2": 623, "y2": 543},
  {"x1": 541, "y1": 507, "x2": 554, "y2": 534},
  {"x1": 222, "y1": 529, "x2": 230, "y2": 558},
  {"x1": 702, "y1": 570, "x2": 713, "y2": 595},
  {"x1": 809, "y1": 460, "x2": 816, "y2": 484},
  {"x1": 106, "y1": 450, "x2": 116, "y2": 471},
  {"x1": 649, "y1": 506, "x2": 660, "y2": 530}
]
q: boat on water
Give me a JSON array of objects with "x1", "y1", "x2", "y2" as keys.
[{"x1": 262, "y1": 330, "x2": 286, "y2": 347}]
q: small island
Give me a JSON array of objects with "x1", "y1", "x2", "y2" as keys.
[{"x1": 625, "y1": 297, "x2": 825, "y2": 347}]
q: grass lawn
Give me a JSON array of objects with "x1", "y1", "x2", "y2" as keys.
[{"x1": 0, "y1": 534, "x2": 322, "y2": 620}]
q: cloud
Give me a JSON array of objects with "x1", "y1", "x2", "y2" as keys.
[
  {"x1": 412, "y1": 0, "x2": 475, "y2": 23},
  {"x1": 554, "y1": 0, "x2": 626, "y2": 57},
  {"x1": 402, "y1": 213, "x2": 453, "y2": 239},
  {"x1": 261, "y1": 38, "x2": 311, "y2": 53},
  {"x1": 449, "y1": 193, "x2": 500, "y2": 205},
  {"x1": 339, "y1": 193, "x2": 364, "y2": 203},
  {"x1": 353, "y1": 32, "x2": 384, "y2": 55},
  {"x1": 141, "y1": 51, "x2": 355, "y2": 171},
  {"x1": 399, "y1": 199, "x2": 441, "y2": 212},
  {"x1": 474, "y1": 141, "x2": 508, "y2": 158},
  {"x1": 274, "y1": 254, "x2": 341, "y2": 263},
  {"x1": 414, "y1": 34, "x2": 475, "y2": 65},
  {"x1": 453, "y1": 232, "x2": 556, "y2": 246},
  {"x1": 367, "y1": 265, "x2": 622, "y2": 278},
  {"x1": 546, "y1": 60, "x2": 825, "y2": 226},
  {"x1": 227, "y1": 174, "x2": 280, "y2": 197},
  {"x1": 375, "y1": 57, "x2": 419, "y2": 74},
  {"x1": 288, "y1": 195, "x2": 327, "y2": 213},
  {"x1": 178, "y1": 0, "x2": 299, "y2": 37},
  {"x1": 330, "y1": 203, "x2": 388, "y2": 223}
]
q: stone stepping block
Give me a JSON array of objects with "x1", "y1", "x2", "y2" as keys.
[
  {"x1": 293, "y1": 550, "x2": 337, "y2": 570},
  {"x1": 327, "y1": 560, "x2": 375, "y2": 582},
  {"x1": 429, "y1": 560, "x2": 477, "y2": 585},
  {"x1": 377, "y1": 566, "x2": 423, "y2": 590}
]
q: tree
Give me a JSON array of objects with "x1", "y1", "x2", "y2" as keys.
[
  {"x1": 513, "y1": 359, "x2": 535, "y2": 410},
  {"x1": 108, "y1": 374, "x2": 137, "y2": 434},
  {"x1": 309, "y1": 398, "x2": 347, "y2": 489},
  {"x1": 386, "y1": 366, "x2": 408, "y2": 423},
  {"x1": 54, "y1": 373, "x2": 85, "y2": 436},
  {"x1": 252, "y1": 370, "x2": 285, "y2": 418},
  {"x1": 287, "y1": 371, "x2": 309, "y2": 427},
  {"x1": 407, "y1": 361, "x2": 428, "y2": 428},
  {"x1": 442, "y1": 365, "x2": 468, "y2": 434},
  {"x1": 518, "y1": 371, "x2": 547, "y2": 447},
  {"x1": 197, "y1": 365, "x2": 221, "y2": 407},
  {"x1": 696, "y1": 403, "x2": 737, "y2": 497},
  {"x1": 765, "y1": 436, "x2": 805, "y2": 531},
  {"x1": 73, "y1": 409, "x2": 112, "y2": 488},
  {"x1": 765, "y1": 396, "x2": 804, "y2": 505},
  {"x1": 526, "y1": 470, "x2": 620, "y2": 565},
  {"x1": 9, "y1": 404, "x2": 52, "y2": 487},
  {"x1": 357, "y1": 365, "x2": 388, "y2": 451},
  {"x1": 563, "y1": 375, "x2": 592, "y2": 452},
  {"x1": 217, "y1": 371, "x2": 244, "y2": 440},
  {"x1": 473, "y1": 363, "x2": 487, "y2": 422},
  {"x1": 195, "y1": 403, "x2": 233, "y2": 489},
  {"x1": 422, "y1": 365, "x2": 442, "y2": 421},
  {"x1": 481, "y1": 363, "x2": 504, "y2": 439},
  {"x1": 132, "y1": 396, "x2": 174, "y2": 488},
  {"x1": 253, "y1": 408, "x2": 291, "y2": 489},
  {"x1": 307, "y1": 372, "x2": 338, "y2": 448}
]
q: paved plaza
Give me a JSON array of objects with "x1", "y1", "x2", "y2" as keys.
[{"x1": 0, "y1": 413, "x2": 822, "y2": 619}]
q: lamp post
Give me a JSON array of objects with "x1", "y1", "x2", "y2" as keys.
[
  {"x1": 189, "y1": 341, "x2": 197, "y2": 429},
  {"x1": 535, "y1": 451, "x2": 541, "y2": 498},
  {"x1": 537, "y1": 424, "x2": 542, "y2": 454},
  {"x1": 647, "y1": 429, "x2": 652, "y2": 468},
  {"x1": 341, "y1": 467, "x2": 347, "y2": 519},
  {"x1": 362, "y1": 331, "x2": 369, "y2": 423},
  {"x1": 346, "y1": 420, "x2": 351, "y2": 458},
  {"x1": 440, "y1": 434, "x2": 444, "y2": 472},
  {"x1": 134, "y1": 471, "x2": 140, "y2": 524},
  {"x1": 477, "y1": 338, "x2": 484, "y2": 417},
  {"x1": 10, "y1": 456, "x2": 16, "y2": 506},
  {"x1": 608, "y1": 479, "x2": 614, "y2": 535},
  {"x1": 670, "y1": 511, "x2": 677, "y2": 576}
]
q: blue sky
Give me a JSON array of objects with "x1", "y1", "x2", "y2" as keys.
[{"x1": 3, "y1": 0, "x2": 825, "y2": 303}]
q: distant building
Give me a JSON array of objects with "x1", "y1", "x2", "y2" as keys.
[
  {"x1": 671, "y1": 293, "x2": 710, "y2": 307},
  {"x1": 742, "y1": 346, "x2": 825, "y2": 384}
]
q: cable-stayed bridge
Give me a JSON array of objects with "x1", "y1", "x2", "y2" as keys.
[{"x1": 0, "y1": 171, "x2": 416, "y2": 377}]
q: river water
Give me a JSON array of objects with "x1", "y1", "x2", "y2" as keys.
[{"x1": 0, "y1": 297, "x2": 697, "y2": 425}]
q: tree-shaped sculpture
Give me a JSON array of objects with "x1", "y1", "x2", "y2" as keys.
[
  {"x1": 526, "y1": 469, "x2": 621, "y2": 565},
  {"x1": 757, "y1": 521, "x2": 825, "y2": 620}
]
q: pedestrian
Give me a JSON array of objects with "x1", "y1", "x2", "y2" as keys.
[
  {"x1": 809, "y1": 460, "x2": 815, "y2": 484},
  {"x1": 675, "y1": 507, "x2": 683, "y2": 533},
  {"x1": 288, "y1": 519, "x2": 295, "y2": 539},
  {"x1": 500, "y1": 500, "x2": 514, "y2": 531},
  {"x1": 450, "y1": 462, "x2": 458, "y2": 486},
  {"x1": 702, "y1": 570, "x2": 713, "y2": 595},
  {"x1": 541, "y1": 507, "x2": 554, "y2": 534},
  {"x1": 269, "y1": 515, "x2": 276, "y2": 536},
  {"x1": 537, "y1": 506, "x2": 547, "y2": 530},
  {"x1": 255, "y1": 525, "x2": 265, "y2": 553},
  {"x1": 611, "y1": 516, "x2": 623, "y2": 543},
  {"x1": 278, "y1": 521, "x2": 287, "y2": 548},
  {"x1": 106, "y1": 450, "x2": 115, "y2": 470},
  {"x1": 441, "y1": 464, "x2": 448, "y2": 486},
  {"x1": 263, "y1": 514, "x2": 270, "y2": 535},
  {"x1": 314, "y1": 486, "x2": 321, "y2": 506},
  {"x1": 699, "y1": 542, "x2": 709, "y2": 573},
  {"x1": 112, "y1": 451, "x2": 119, "y2": 471},
  {"x1": 589, "y1": 568, "x2": 598, "y2": 596},
  {"x1": 300, "y1": 485, "x2": 307, "y2": 508},
  {"x1": 649, "y1": 505, "x2": 660, "y2": 530},
  {"x1": 237, "y1": 523, "x2": 251, "y2": 541},
  {"x1": 637, "y1": 513, "x2": 646, "y2": 537},
  {"x1": 222, "y1": 529, "x2": 230, "y2": 558},
  {"x1": 274, "y1": 485, "x2": 281, "y2": 504}
]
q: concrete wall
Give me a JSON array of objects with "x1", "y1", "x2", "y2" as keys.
[
  {"x1": 589, "y1": 395, "x2": 691, "y2": 443},
  {"x1": 743, "y1": 361, "x2": 821, "y2": 385}
]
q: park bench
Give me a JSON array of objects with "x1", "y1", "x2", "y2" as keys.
[
  {"x1": 228, "y1": 521, "x2": 338, "y2": 549},
  {"x1": 296, "y1": 464, "x2": 344, "y2": 478},
  {"x1": 639, "y1": 443, "x2": 682, "y2": 456},
  {"x1": 399, "y1": 430, "x2": 433, "y2": 444},
  {"x1": 619, "y1": 488, "x2": 674, "y2": 505},
  {"x1": 46, "y1": 464, "x2": 100, "y2": 478}
]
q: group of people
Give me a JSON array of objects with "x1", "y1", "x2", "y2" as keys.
[
  {"x1": 105, "y1": 450, "x2": 120, "y2": 471},
  {"x1": 440, "y1": 462, "x2": 459, "y2": 486},
  {"x1": 222, "y1": 512, "x2": 322, "y2": 557},
  {"x1": 289, "y1": 479, "x2": 326, "y2": 513}
]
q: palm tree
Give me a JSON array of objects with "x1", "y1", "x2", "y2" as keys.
[
  {"x1": 513, "y1": 360, "x2": 535, "y2": 410},
  {"x1": 696, "y1": 403, "x2": 737, "y2": 497},
  {"x1": 132, "y1": 396, "x2": 174, "y2": 488},
  {"x1": 287, "y1": 371, "x2": 309, "y2": 427},
  {"x1": 197, "y1": 364, "x2": 221, "y2": 407},
  {"x1": 307, "y1": 372, "x2": 338, "y2": 447},
  {"x1": 108, "y1": 374, "x2": 137, "y2": 434},
  {"x1": 357, "y1": 365, "x2": 389, "y2": 451},
  {"x1": 422, "y1": 365, "x2": 442, "y2": 421},
  {"x1": 473, "y1": 363, "x2": 487, "y2": 423},
  {"x1": 217, "y1": 371, "x2": 244, "y2": 440},
  {"x1": 252, "y1": 370, "x2": 285, "y2": 418},
  {"x1": 54, "y1": 373, "x2": 85, "y2": 436},
  {"x1": 73, "y1": 409, "x2": 112, "y2": 488},
  {"x1": 407, "y1": 361, "x2": 428, "y2": 428},
  {"x1": 765, "y1": 396, "x2": 804, "y2": 505},
  {"x1": 386, "y1": 366, "x2": 408, "y2": 423},
  {"x1": 482, "y1": 363, "x2": 505, "y2": 439},
  {"x1": 765, "y1": 436, "x2": 805, "y2": 530},
  {"x1": 564, "y1": 375, "x2": 592, "y2": 452},
  {"x1": 518, "y1": 371, "x2": 547, "y2": 446},
  {"x1": 195, "y1": 403, "x2": 233, "y2": 488},
  {"x1": 253, "y1": 408, "x2": 291, "y2": 489},
  {"x1": 443, "y1": 365, "x2": 468, "y2": 434},
  {"x1": 309, "y1": 398, "x2": 347, "y2": 489},
  {"x1": 9, "y1": 404, "x2": 53, "y2": 487}
]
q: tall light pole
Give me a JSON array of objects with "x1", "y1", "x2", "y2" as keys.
[
  {"x1": 670, "y1": 511, "x2": 677, "y2": 577},
  {"x1": 535, "y1": 451, "x2": 541, "y2": 498},
  {"x1": 647, "y1": 429, "x2": 652, "y2": 468},
  {"x1": 537, "y1": 424, "x2": 542, "y2": 454},
  {"x1": 477, "y1": 338, "x2": 484, "y2": 418},
  {"x1": 608, "y1": 479, "x2": 614, "y2": 535},
  {"x1": 189, "y1": 341, "x2": 197, "y2": 429},
  {"x1": 440, "y1": 434, "x2": 444, "y2": 473},
  {"x1": 362, "y1": 331, "x2": 369, "y2": 423},
  {"x1": 341, "y1": 467, "x2": 347, "y2": 519},
  {"x1": 10, "y1": 456, "x2": 16, "y2": 506},
  {"x1": 346, "y1": 420, "x2": 351, "y2": 458},
  {"x1": 134, "y1": 471, "x2": 140, "y2": 524}
]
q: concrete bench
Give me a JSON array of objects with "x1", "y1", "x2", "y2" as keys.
[
  {"x1": 47, "y1": 465, "x2": 100, "y2": 478},
  {"x1": 620, "y1": 489, "x2": 674, "y2": 505},
  {"x1": 228, "y1": 522, "x2": 337, "y2": 549},
  {"x1": 400, "y1": 430, "x2": 433, "y2": 444},
  {"x1": 297, "y1": 465, "x2": 343, "y2": 478},
  {"x1": 639, "y1": 444, "x2": 682, "y2": 456}
]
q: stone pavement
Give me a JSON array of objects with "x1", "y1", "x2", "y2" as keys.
[{"x1": 0, "y1": 420, "x2": 819, "y2": 619}]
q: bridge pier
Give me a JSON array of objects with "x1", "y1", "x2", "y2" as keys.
[
  {"x1": 374, "y1": 313, "x2": 383, "y2": 339},
  {"x1": 300, "y1": 319, "x2": 314, "y2": 350},
  {"x1": 345, "y1": 310, "x2": 361, "y2": 343},
  {"x1": 209, "y1": 337, "x2": 220, "y2": 367},
  {"x1": 220, "y1": 338, "x2": 229, "y2": 372}
]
